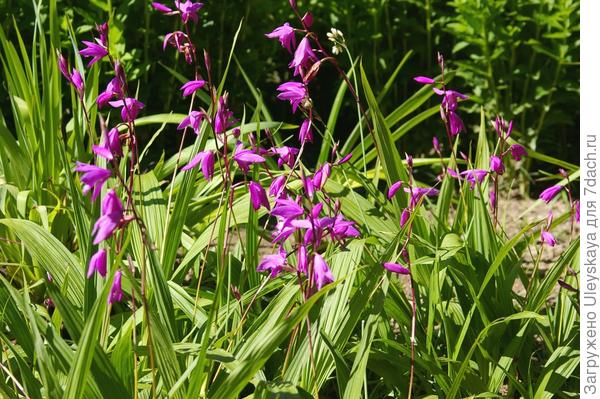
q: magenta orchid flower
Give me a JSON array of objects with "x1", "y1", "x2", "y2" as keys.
[
  {"x1": 257, "y1": 248, "x2": 287, "y2": 278},
  {"x1": 414, "y1": 76, "x2": 435, "y2": 85},
  {"x1": 214, "y1": 95, "x2": 235, "y2": 134},
  {"x1": 313, "y1": 253, "x2": 334, "y2": 290},
  {"x1": 290, "y1": 37, "x2": 317, "y2": 77},
  {"x1": 71, "y1": 69, "x2": 84, "y2": 96},
  {"x1": 539, "y1": 185, "x2": 562, "y2": 203},
  {"x1": 75, "y1": 162, "x2": 111, "y2": 201},
  {"x1": 93, "y1": 127, "x2": 122, "y2": 160},
  {"x1": 108, "y1": 98, "x2": 144, "y2": 122},
  {"x1": 233, "y1": 143, "x2": 266, "y2": 173},
  {"x1": 276, "y1": 81, "x2": 307, "y2": 113},
  {"x1": 92, "y1": 189, "x2": 123, "y2": 245},
  {"x1": 151, "y1": 2, "x2": 173, "y2": 13},
  {"x1": 97, "y1": 77, "x2": 123, "y2": 108},
  {"x1": 489, "y1": 190, "x2": 497, "y2": 210},
  {"x1": 387, "y1": 181, "x2": 403, "y2": 199},
  {"x1": 510, "y1": 144, "x2": 528, "y2": 161},
  {"x1": 178, "y1": 110, "x2": 205, "y2": 133},
  {"x1": 400, "y1": 208, "x2": 410, "y2": 228},
  {"x1": 490, "y1": 155, "x2": 504, "y2": 175},
  {"x1": 80, "y1": 40, "x2": 108, "y2": 67},
  {"x1": 299, "y1": 118, "x2": 313, "y2": 144},
  {"x1": 271, "y1": 146, "x2": 299, "y2": 168},
  {"x1": 383, "y1": 262, "x2": 410, "y2": 275},
  {"x1": 249, "y1": 181, "x2": 270, "y2": 210},
  {"x1": 175, "y1": 0, "x2": 204, "y2": 24},
  {"x1": 180, "y1": 79, "x2": 206, "y2": 97},
  {"x1": 58, "y1": 53, "x2": 70, "y2": 81},
  {"x1": 181, "y1": 150, "x2": 215, "y2": 181},
  {"x1": 269, "y1": 175, "x2": 287, "y2": 199},
  {"x1": 336, "y1": 152, "x2": 353, "y2": 165},
  {"x1": 447, "y1": 110, "x2": 465, "y2": 136},
  {"x1": 404, "y1": 186, "x2": 440, "y2": 207},
  {"x1": 108, "y1": 270, "x2": 123, "y2": 304},
  {"x1": 460, "y1": 169, "x2": 488, "y2": 189},
  {"x1": 271, "y1": 198, "x2": 304, "y2": 219},
  {"x1": 266, "y1": 22, "x2": 296, "y2": 53},
  {"x1": 87, "y1": 248, "x2": 107, "y2": 278},
  {"x1": 297, "y1": 244, "x2": 308, "y2": 274},
  {"x1": 434, "y1": 88, "x2": 468, "y2": 111},
  {"x1": 432, "y1": 136, "x2": 441, "y2": 153},
  {"x1": 541, "y1": 230, "x2": 557, "y2": 247}
]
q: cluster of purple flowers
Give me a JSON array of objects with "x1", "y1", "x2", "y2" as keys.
[
  {"x1": 537, "y1": 168, "x2": 579, "y2": 247},
  {"x1": 267, "y1": 1, "x2": 324, "y2": 145},
  {"x1": 60, "y1": 21, "x2": 149, "y2": 304},
  {"x1": 253, "y1": 1, "x2": 360, "y2": 293}
]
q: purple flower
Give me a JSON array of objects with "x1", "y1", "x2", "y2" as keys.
[
  {"x1": 163, "y1": 31, "x2": 193, "y2": 63},
  {"x1": 214, "y1": 95, "x2": 235, "y2": 134},
  {"x1": 109, "y1": 98, "x2": 144, "y2": 122},
  {"x1": 400, "y1": 208, "x2": 410, "y2": 228},
  {"x1": 79, "y1": 40, "x2": 108, "y2": 67},
  {"x1": 97, "y1": 77, "x2": 123, "y2": 108},
  {"x1": 447, "y1": 168, "x2": 459, "y2": 179},
  {"x1": 329, "y1": 216, "x2": 360, "y2": 240},
  {"x1": 460, "y1": 169, "x2": 488, "y2": 189},
  {"x1": 181, "y1": 150, "x2": 215, "y2": 181},
  {"x1": 271, "y1": 198, "x2": 304, "y2": 219},
  {"x1": 494, "y1": 116, "x2": 513, "y2": 139},
  {"x1": 180, "y1": 79, "x2": 206, "y2": 97},
  {"x1": 178, "y1": 110, "x2": 205, "y2": 133},
  {"x1": 266, "y1": 22, "x2": 296, "y2": 53},
  {"x1": 92, "y1": 190, "x2": 123, "y2": 245},
  {"x1": 71, "y1": 69, "x2": 84, "y2": 96},
  {"x1": 383, "y1": 262, "x2": 410, "y2": 275},
  {"x1": 297, "y1": 245, "x2": 307, "y2": 274},
  {"x1": 233, "y1": 143, "x2": 266, "y2": 173},
  {"x1": 447, "y1": 110, "x2": 465, "y2": 136},
  {"x1": 175, "y1": 0, "x2": 204, "y2": 24},
  {"x1": 541, "y1": 230, "x2": 557, "y2": 247},
  {"x1": 271, "y1": 146, "x2": 299, "y2": 168},
  {"x1": 336, "y1": 152, "x2": 353, "y2": 165},
  {"x1": 432, "y1": 136, "x2": 440, "y2": 153},
  {"x1": 108, "y1": 270, "x2": 123, "y2": 304},
  {"x1": 510, "y1": 144, "x2": 528, "y2": 161},
  {"x1": 290, "y1": 37, "x2": 317, "y2": 77},
  {"x1": 489, "y1": 190, "x2": 497, "y2": 210},
  {"x1": 414, "y1": 76, "x2": 435, "y2": 85},
  {"x1": 257, "y1": 248, "x2": 286, "y2": 278},
  {"x1": 249, "y1": 181, "x2": 270, "y2": 210},
  {"x1": 490, "y1": 155, "x2": 505, "y2": 175},
  {"x1": 313, "y1": 253, "x2": 334, "y2": 290},
  {"x1": 58, "y1": 53, "x2": 70, "y2": 81},
  {"x1": 269, "y1": 175, "x2": 287, "y2": 198},
  {"x1": 313, "y1": 163, "x2": 331, "y2": 190},
  {"x1": 434, "y1": 88, "x2": 468, "y2": 111},
  {"x1": 404, "y1": 186, "x2": 440, "y2": 208},
  {"x1": 96, "y1": 22, "x2": 109, "y2": 47},
  {"x1": 575, "y1": 200, "x2": 580, "y2": 222},
  {"x1": 152, "y1": 2, "x2": 173, "y2": 13},
  {"x1": 93, "y1": 127, "x2": 122, "y2": 160},
  {"x1": 87, "y1": 248, "x2": 107, "y2": 278},
  {"x1": 387, "y1": 181, "x2": 403, "y2": 199},
  {"x1": 299, "y1": 118, "x2": 313, "y2": 144},
  {"x1": 539, "y1": 185, "x2": 562, "y2": 203},
  {"x1": 302, "y1": 174, "x2": 315, "y2": 199},
  {"x1": 75, "y1": 162, "x2": 111, "y2": 201},
  {"x1": 277, "y1": 81, "x2": 307, "y2": 113}
]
